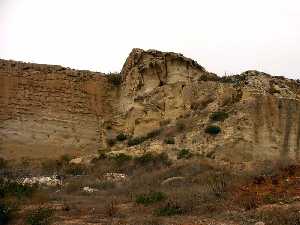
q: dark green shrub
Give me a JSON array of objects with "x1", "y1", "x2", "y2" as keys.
[
  {"x1": 111, "y1": 153, "x2": 132, "y2": 165},
  {"x1": 106, "y1": 138, "x2": 116, "y2": 147},
  {"x1": 128, "y1": 129, "x2": 162, "y2": 146},
  {"x1": 134, "y1": 153, "x2": 170, "y2": 166},
  {"x1": 0, "y1": 203, "x2": 12, "y2": 225},
  {"x1": 0, "y1": 158, "x2": 7, "y2": 170},
  {"x1": 205, "y1": 125, "x2": 221, "y2": 135},
  {"x1": 26, "y1": 208, "x2": 53, "y2": 225},
  {"x1": 177, "y1": 149, "x2": 192, "y2": 159},
  {"x1": 209, "y1": 111, "x2": 228, "y2": 122},
  {"x1": 164, "y1": 137, "x2": 175, "y2": 145},
  {"x1": 107, "y1": 73, "x2": 122, "y2": 86},
  {"x1": 155, "y1": 201, "x2": 183, "y2": 216},
  {"x1": 128, "y1": 136, "x2": 147, "y2": 146},
  {"x1": 0, "y1": 181, "x2": 35, "y2": 199},
  {"x1": 136, "y1": 192, "x2": 166, "y2": 205},
  {"x1": 63, "y1": 164, "x2": 87, "y2": 176},
  {"x1": 116, "y1": 133, "x2": 127, "y2": 142}
]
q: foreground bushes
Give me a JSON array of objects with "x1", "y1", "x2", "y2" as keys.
[
  {"x1": 26, "y1": 207, "x2": 53, "y2": 225},
  {"x1": 136, "y1": 191, "x2": 166, "y2": 205},
  {"x1": 0, "y1": 203, "x2": 12, "y2": 225}
]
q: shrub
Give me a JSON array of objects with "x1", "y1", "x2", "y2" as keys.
[
  {"x1": 0, "y1": 158, "x2": 7, "y2": 170},
  {"x1": 205, "y1": 125, "x2": 221, "y2": 135},
  {"x1": 175, "y1": 120, "x2": 186, "y2": 132},
  {"x1": 164, "y1": 137, "x2": 175, "y2": 145},
  {"x1": 0, "y1": 203, "x2": 12, "y2": 225},
  {"x1": 107, "y1": 73, "x2": 122, "y2": 86},
  {"x1": 155, "y1": 201, "x2": 183, "y2": 216},
  {"x1": 0, "y1": 181, "x2": 35, "y2": 199},
  {"x1": 128, "y1": 129, "x2": 162, "y2": 146},
  {"x1": 26, "y1": 207, "x2": 53, "y2": 225},
  {"x1": 110, "y1": 153, "x2": 132, "y2": 165},
  {"x1": 134, "y1": 153, "x2": 170, "y2": 166},
  {"x1": 177, "y1": 149, "x2": 192, "y2": 159},
  {"x1": 209, "y1": 111, "x2": 228, "y2": 122},
  {"x1": 63, "y1": 164, "x2": 87, "y2": 176},
  {"x1": 116, "y1": 133, "x2": 127, "y2": 142},
  {"x1": 136, "y1": 192, "x2": 166, "y2": 205},
  {"x1": 255, "y1": 208, "x2": 300, "y2": 225},
  {"x1": 106, "y1": 138, "x2": 116, "y2": 147},
  {"x1": 104, "y1": 200, "x2": 118, "y2": 217},
  {"x1": 146, "y1": 129, "x2": 163, "y2": 139},
  {"x1": 236, "y1": 192, "x2": 259, "y2": 210},
  {"x1": 128, "y1": 136, "x2": 147, "y2": 146},
  {"x1": 206, "y1": 171, "x2": 229, "y2": 198}
]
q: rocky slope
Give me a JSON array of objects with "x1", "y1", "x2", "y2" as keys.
[{"x1": 1, "y1": 49, "x2": 300, "y2": 162}]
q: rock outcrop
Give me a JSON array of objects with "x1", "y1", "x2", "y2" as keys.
[{"x1": 1, "y1": 49, "x2": 300, "y2": 162}]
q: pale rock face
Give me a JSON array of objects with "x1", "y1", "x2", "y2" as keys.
[{"x1": 1, "y1": 50, "x2": 300, "y2": 163}]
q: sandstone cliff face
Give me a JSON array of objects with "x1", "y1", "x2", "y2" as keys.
[
  {"x1": 1, "y1": 49, "x2": 300, "y2": 162},
  {"x1": 0, "y1": 60, "x2": 118, "y2": 159}
]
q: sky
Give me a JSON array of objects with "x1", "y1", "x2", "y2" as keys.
[{"x1": 0, "y1": 0, "x2": 300, "y2": 78}]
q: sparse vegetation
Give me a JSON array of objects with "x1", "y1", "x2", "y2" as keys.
[
  {"x1": 107, "y1": 73, "x2": 122, "y2": 86},
  {"x1": 116, "y1": 133, "x2": 127, "y2": 142},
  {"x1": 134, "y1": 152, "x2": 170, "y2": 166},
  {"x1": 210, "y1": 111, "x2": 229, "y2": 122},
  {"x1": 155, "y1": 201, "x2": 183, "y2": 216},
  {"x1": 106, "y1": 138, "x2": 116, "y2": 147},
  {"x1": 175, "y1": 120, "x2": 186, "y2": 131},
  {"x1": 0, "y1": 203, "x2": 12, "y2": 225},
  {"x1": 177, "y1": 149, "x2": 192, "y2": 159},
  {"x1": 205, "y1": 125, "x2": 221, "y2": 135},
  {"x1": 110, "y1": 153, "x2": 132, "y2": 165},
  {"x1": 136, "y1": 191, "x2": 166, "y2": 205},
  {"x1": 26, "y1": 207, "x2": 53, "y2": 225},
  {"x1": 0, "y1": 181, "x2": 35, "y2": 199},
  {"x1": 128, "y1": 128, "x2": 163, "y2": 146},
  {"x1": 164, "y1": 137, "x2": 175, "y2": 145}
]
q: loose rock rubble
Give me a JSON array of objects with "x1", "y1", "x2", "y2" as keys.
[{"x1": 19, "y1": 175, "x2": 63, "y2": 187}]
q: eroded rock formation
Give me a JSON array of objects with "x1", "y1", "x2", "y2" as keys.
[{"x1": 1, "y1": 49, "x2": 300, "y2": 162}]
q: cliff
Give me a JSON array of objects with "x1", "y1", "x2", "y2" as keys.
[{"x1": 1, "y1": 49, "x2": 300, "y2": 162}]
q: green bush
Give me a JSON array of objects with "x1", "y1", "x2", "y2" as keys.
[
  {"x1": 128, "y1": 129, "x2": 163, "y2": 146},
  {"x1": 0, "y1": 181, "x2": 35, "y2": 199},
  {"x1": 63, "y1": 164, "x2": 87, "y2": 176},
  {"x1": 155, "y1": 201, "x2": 183, "y2": 216},
  {"x1": 209, "y1": 111, "x2": 228, "y2": 122},
  {"x1": 177, "y1": 149, "x2": 192, "y2": 159},
  {"x1": 107, "y1": 73, "x2": 122, "y2": 86},
  {"x1": 116, "y1": 133, "x2": 127, "y2": 142},
  {"x1": 136, "y1": 192, "x2": 166, "y2": 205},
  {"x1": 128, "y1": 136, "x2": 147, "y2": 147},
  {"x1": 134, "y1": 153, "x2": 170, "y2": 166},
  {"x1": 0, "y1": 158, "x2": 7, "y2": 170},
  {"x1": 110, "y1": 153, "x2": 132, "y2": 165},
  {"x1": 205, "y1": 125, "x2": 221, "y2": 135},
  {"x1": 0, "y1": 203, "x2": 12, "y2": 225},
  {"x1": 26, "y1": 208, "x2": 53, "y2": 225},
  {"x1": 164, "y1": 137, "x2": 175, "y2": 145}
]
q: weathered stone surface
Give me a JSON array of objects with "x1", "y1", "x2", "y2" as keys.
[{"x1": 1, "y1": 49, "x2": 300, "y2": 162}]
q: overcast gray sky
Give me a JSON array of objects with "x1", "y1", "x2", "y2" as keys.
[{"x1": 0, "y1": 0, "x2": 300, "y2": 78}]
